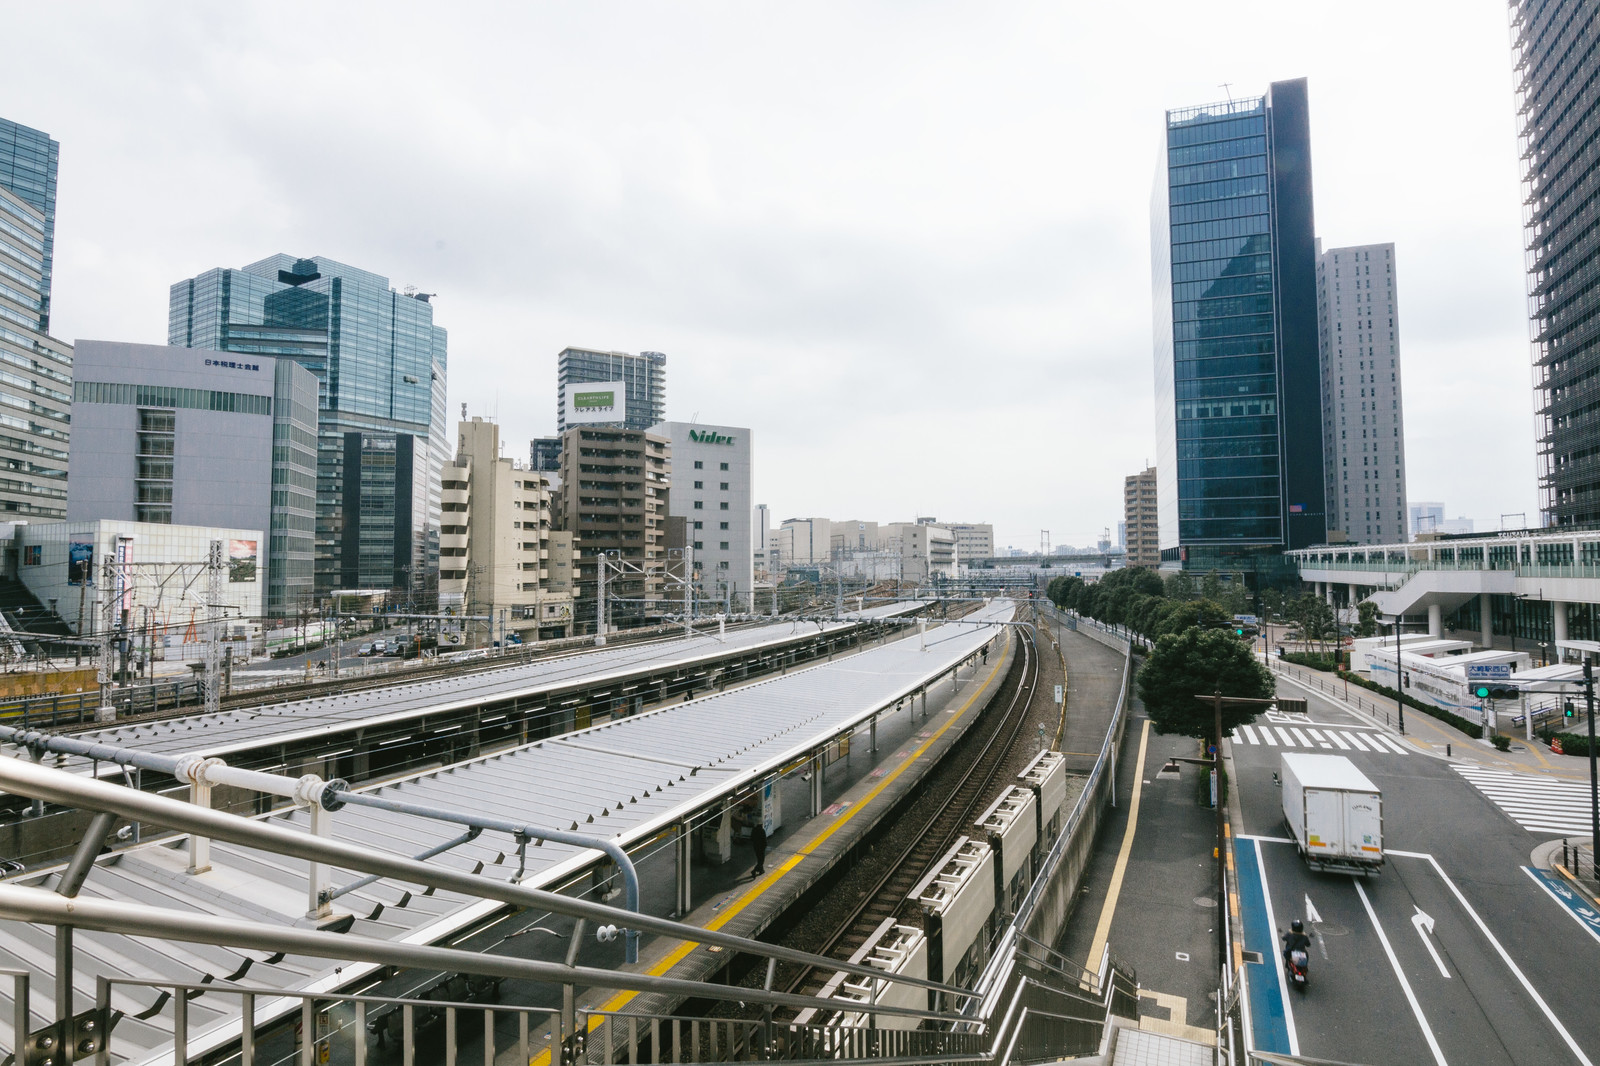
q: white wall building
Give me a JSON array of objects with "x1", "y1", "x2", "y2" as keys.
[
  {"x1": 10, "y1": 519, "x2": 265, "y2": 658},
  {"x1": 881, "y1": 521, "x2": 957, "y2": 583},
  {"x1": 1317, "y1": 241, "x2": 1409, "y2": 544},
  {"x1": 653, "y1": 422, "x2": 754, "y2": 608},
  {"x1": 942, "y1": 521, "x2": 994, "y2": 561},
  {"x1": 777, "y1": 517, "x2": 832, "y2": 566}
]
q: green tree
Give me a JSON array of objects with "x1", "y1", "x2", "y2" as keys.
[
  {"x1": 1356, "y1": 600, "x2": 1380, "y2": 638},
  {"x1": 1200, "y1": 570, "x2": 1224, "y2": 603},
  {"x1": 1137, "y1": 628, "x2": 1276, "y2": 741},
  {"x1": 1260, "y1": 588, "x2": 1285, "y2": 624},
  {"x1": 1165, "y1": 571, "x2": 1197, "y2": 602},
  {"x1": 1289, "y1": 593, "x2": 1338, "y2": 657}
]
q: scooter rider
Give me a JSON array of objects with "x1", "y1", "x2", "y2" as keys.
[{"x1": 1281, "y1": 918, "x2": 1311, "y2": 965}]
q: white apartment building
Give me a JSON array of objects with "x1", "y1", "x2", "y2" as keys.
[
  {"x1": 653, "y1": 421, "x2": 754, "y2": 609},
  {"x1": 777, "y1": 517, "x2": 833, "y2": 566},
  {"x1": 1317, "y1": 241, "x2": 1409, "y2": 544},
  {"x1": 439, "y1": 418, "x2": 574, "y2": 642},
  {"x1": 881, "y1": 521, "x2": 957, "y2": 583}
]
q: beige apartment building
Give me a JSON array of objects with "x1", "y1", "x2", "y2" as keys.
[
  {"x1": 439, "y1": 418, "x2": 574, "y2": 643},
  {"x1": 1124, "y1": 467, "x2": 1159, "y2": 568}
]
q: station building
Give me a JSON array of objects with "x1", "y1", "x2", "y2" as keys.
[{"x1": 1289, "y1": 528, "x2": 1600, "y2": 661}]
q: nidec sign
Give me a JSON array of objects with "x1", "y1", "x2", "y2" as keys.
[{"x1": 689, "y1": 429, "x2": 737, "y2": 446}]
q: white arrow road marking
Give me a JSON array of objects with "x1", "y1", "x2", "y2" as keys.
[
  {"x1": 1305, "y1": 894, "x2": 1329, "y2": 959},
  {"x1": 1411, "y1": 907, "x2": 1451, "y2": 978}
]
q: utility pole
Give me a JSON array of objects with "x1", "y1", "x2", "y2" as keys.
[
  {"x1": 204, "y1": 540, "x2": 223, "y2": 717},
  {"x1": 95, "y1": 554, "x2": 116, "y2": 723},
  {"x1": 1586, "y1": 659, "x2": 1599, "y2": 881},
  {"x1": 594, "y1": 551, "x2": 607, "y2": 646}
]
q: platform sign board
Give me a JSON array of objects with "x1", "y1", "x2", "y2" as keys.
[{"x1": 1464, "y1": 664, "x2": 1513, "y2": 681}]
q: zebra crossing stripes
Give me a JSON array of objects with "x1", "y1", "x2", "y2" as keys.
[
  {"x1": 1453, "y1": 764, "x2": 1597, "y2": 835},
  {"x1": 1235, "y1": 723, "x2": 1411, "y2": 755}
]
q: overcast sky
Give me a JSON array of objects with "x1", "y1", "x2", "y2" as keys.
[{"x1": 7, "y1": 1, "x2": 1535, "y2": 550}]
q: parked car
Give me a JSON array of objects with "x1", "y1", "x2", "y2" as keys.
[
  {"x1": 371, "y1": 640, "x2": 387, "y2": 655},
  {"x1": 357, "y1": 643, "x2": 374, "y2": 657}
]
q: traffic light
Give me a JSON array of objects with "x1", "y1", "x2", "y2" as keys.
[
  {"x1": 1565, "y1": 700, "x2": 1577, "y2": 719},
  {"x1": 1471, "y1": 684, "x2": 1519, "y2": 701}
]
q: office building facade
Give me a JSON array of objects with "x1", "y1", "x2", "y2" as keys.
[
  {"x1": 1152, "y1": 79, "x2": 1325, "y2": 572},
  {"x1": 169, "y1": 255, "x2": 447, "y2": 599},
  {"x1": 1509, "y1": 0, "x2": 1600, "y2": 526},
  {"x1": 554, "y1": 426, "x2": 671, "y2": 629},
  {"x1": 556, "y1": 347, "x2": 666, "y2": 433},
  {"x1": 653, "y1": 422, "x2": 753, "y2": 608},
  {"x1": 1317, "y1": 242, "x2": 1408, "y2": 544},
  {"x1": 1124, "y1": 467, "x2": 1159, "y2": 567},
  {"x1": 944, "y1": 522, "x2": 995, "y2": 561},
  {"x1": 439, "y1": 418, "x2": 573, "y2": 641},
  {"x1": 0, "y1": 117, "x2": 71, "y2": 520},
  {"x1": 67, "y1": 340, "x2": 319, "y2": 615}
]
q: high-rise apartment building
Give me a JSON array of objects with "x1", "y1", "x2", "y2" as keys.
[
  {"x1": 0, "y1": 117, "x2": 71, "y2": 520},
  {"x1": 556, "y1": 348, "x2": 666, "y2": 433},
  {"x1": 1124, "y1": 467, "x2": 1159, "y2": 567},
  {"x1": 67, "y1": 340, "x2": 319, "y2": 614},
  {"x1": 1509, "y1": 0, "x2": 1600, "y2": 526},
  {"x1": 653, "y1": 422, "x2": 754, "y2": 608},
  {"x1": 1317, "y1": 242, "x2": 1408, "y2": 543},
  {"x1": 439, "y1": 418, "x2": 574, "y2": 642},
  {"x1": 1152, "y1": 80, "x2": 1324, "y2": 573},
  {"x1": 554, "y1": 425, "x2": 671, "y2": 630},
  {"x1": 169, "y1": 256, "x2": 447, "y2": 603}
]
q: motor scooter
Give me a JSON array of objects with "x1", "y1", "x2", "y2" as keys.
[{"x1": 1283, "y1": 945, "x2": 1309, "y2": 990}]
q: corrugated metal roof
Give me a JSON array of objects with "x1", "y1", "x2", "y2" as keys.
[
  {"x1": 54, "y1": 606, "x2": 918, "y2": 775},
  {"x1": 0, "y1": 601, "x2": 1014, "y2": 1064}
]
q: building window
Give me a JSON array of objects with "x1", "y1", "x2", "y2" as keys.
[
  {"x1": 694, "y1": 501, "x2": 703, "y2": 509},
  {"x1": 720, "y1": 541, "x2": 729, "y2": 550},
  {"x1": 720, "y1": 482, "x2": 729, "y2": 490},
  {"x1": 694, "y1": 480, "x2": 703, "y2": 489},
  {"x1": 694, "y1": 460, "x2": 703, "y2": 469},
  {"x1": 693, "y1": 521, "x2": 703, "y2": 529},
  {"x1": 136, "y1": 408, "x2": 176, "y2": 524},
  {"x1": 720, "y1": 462, "x2": 728, "y2": 471},
  {"x1": 719, "y1": 522, "x2": 728, "y2": 530},
  {"x1": 719, "y1": 502, "x2": 728, "y2": 510},
  {"x1": 694, "y1": 540, "x2": 703, "y2": 550}
]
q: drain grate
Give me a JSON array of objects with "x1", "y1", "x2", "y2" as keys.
[{"x1": 1241, "y1": 950, "x2": 1264, "y2": 964}]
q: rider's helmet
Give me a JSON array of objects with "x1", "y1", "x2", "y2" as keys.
[{"x1": 1290, "y1": 919, "x2": 1304, "y2": 933}]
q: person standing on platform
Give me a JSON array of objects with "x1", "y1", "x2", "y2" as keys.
[{"x1": 751, "y1": 818, "x2": 768, "y2": 876}]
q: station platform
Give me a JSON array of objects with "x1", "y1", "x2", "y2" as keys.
[
  {"x1": 506, "y1": 622, "x2": 1021, "y2": 1063},
  {"x1": 0, "y1": 602, "x2": 1017, "y2": 1065}
]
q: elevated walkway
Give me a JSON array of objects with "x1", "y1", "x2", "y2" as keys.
[{"x1": 1365, "y1": 565, "x2": 1516, "y2": 618}]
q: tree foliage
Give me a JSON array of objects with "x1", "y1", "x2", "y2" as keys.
[
  {"x1": 1049, "y1": 566, "x2": 1259, "y2": 645},
  {"x1": 1137, "y1": 628, "x2": 1276, "y2": 741},
  {"x1": 1355, "y1": 600, "x2": 1380, "y2": 638}
]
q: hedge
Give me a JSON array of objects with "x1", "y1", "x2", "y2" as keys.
[
  {"x1": 1338, "y1": 670, "x2": 1484, "y2": 739},
  {"x1": 1282, "y1": 652, "x2": 1338, "y2": 672},
  {"x1": 1548, "y1": 732, "x2": 1597, "y2": 757}
]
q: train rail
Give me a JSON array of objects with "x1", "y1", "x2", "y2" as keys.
[{"x1": 775, "y1": 619, "x2": 1041, "y2": 1008}]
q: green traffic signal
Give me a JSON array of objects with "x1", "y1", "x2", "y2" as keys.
[
  {"x1": 1565, "y1": 701, "x2": 1576, "y2": 718},
  {"x1": 1474, "y1": 685, "x2": 1491, "y2": 699}
]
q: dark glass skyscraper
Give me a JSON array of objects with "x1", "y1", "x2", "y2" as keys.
[
  {"x1": 1152, "y1": 79, "x2": 1324, "y2": 572},
  {"x1": 1510, "y1": 0, "x2": 1600, "y2": 527},
  {"x1": 170, "y1": 256, "x2": 447, "y2": 605},
  {"x1": 0, "y1": 116, "x2": 70, "y2": 521}
]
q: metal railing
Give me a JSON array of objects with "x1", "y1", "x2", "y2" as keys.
[
  {"x1": 577, "y1": 1008, "x2": 986, "y2": 1065},
  {"x1": 0, "y1": 678, "x2": 202, "y2": 728}
]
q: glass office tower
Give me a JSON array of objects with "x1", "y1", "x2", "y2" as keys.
[
  {"x1": 1510, "y1": 0, "x2": 1600, "y2": 527},
  {"x1": 1152, "y1": 79, "x2": 1325, "y2": 574},
  {"x1": 170, "y1": 256, "x2": 447, "y2": 606},
  {"x1": 0, "y1": 117, "x2": 70, "y2": 520}
]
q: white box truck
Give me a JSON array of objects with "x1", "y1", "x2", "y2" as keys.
[{"x1": 1280, "y1": 753, "x2": 1383, "y2": 876}]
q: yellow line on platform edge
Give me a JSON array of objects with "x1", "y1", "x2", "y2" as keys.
[
  {"x1": 529, "y1": 630, "x2": 1015, "y2": 1065},
  {"x1": 1085, "y1": 718, "x2": 1150, "y2": 973}
]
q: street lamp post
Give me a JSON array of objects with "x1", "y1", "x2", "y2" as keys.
[
  {"x1": 1586, "y1": 660, "x2": 1599, "y2": 881},
  {"x1": 1391, "y1": 615, "x2": 1406, "y2": 734}
]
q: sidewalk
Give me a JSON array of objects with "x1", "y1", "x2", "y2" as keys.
[{"x1": 1267, "y1": 658, "x2": 1593, "y2": 781}]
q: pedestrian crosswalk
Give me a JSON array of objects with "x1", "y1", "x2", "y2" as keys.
[
  {"x1": 1232, "y1": 722, "x2": 1412, "y2": 756},
  {"x1": 1453, "y1": 764, "x2": 1597, "y2": 835}
]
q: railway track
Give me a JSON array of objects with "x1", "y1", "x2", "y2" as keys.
[{"x1": 778, "y1": 620, "x2": 1040, "y2": 1006}]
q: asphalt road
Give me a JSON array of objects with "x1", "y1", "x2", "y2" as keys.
[
  {"x1": 1231, "y1": 685, "x2": 1600, "y2": 1065},
  {"x1": 235, "y1": 624, "x2": 413, "y2": 673}
]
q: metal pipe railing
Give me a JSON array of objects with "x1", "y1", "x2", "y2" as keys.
[{"x1": 0, "y1": 756, "x2": 977, "y2": 1006}]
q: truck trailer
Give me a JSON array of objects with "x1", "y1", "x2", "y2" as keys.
[{"x1": 1280, "y1": 752, "x2": 1384, "y2": 875}]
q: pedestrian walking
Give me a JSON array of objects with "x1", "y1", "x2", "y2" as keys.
[{"x1": 751, "y1": 819, "x2": 768, "y2": 876}]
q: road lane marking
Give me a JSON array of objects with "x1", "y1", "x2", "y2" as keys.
[
  {"x1": 1522, "y1": 867, "x2": 1600, "y2": 945},
  {"x1": 1413, "y1": 852, "x2": 1595, "y2": 1066},
  {"x1": 1086, "y1": 718, "x2": 1151, "y2": 970},
  {"x1": 1275, "y1": 726, "x2": 1295, "y2": 745},
  {"x1": 1324, "y1": 729, "x2": 1351, "y2": 750},
  {"x1": 1354, "y1": 880, "x2": 1448, "y2": 1066},
  {"x1": 1453, "y1": 764, "x2": 1597, "y2": 835},
  {"x1": 1289, "y1": 727, "x2": 1313, "y2": 747},
  {"x1": 1241, "y1": 724, "x2": 1259, "y2": 745},
  {"x1": 1236, "y1": 835, "x2": 1295, "y2": 844}
]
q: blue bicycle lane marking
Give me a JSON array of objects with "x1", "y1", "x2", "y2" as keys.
[
  {"x1": 1237, "y1": 839, "x2": 1291, "y2": 1054},
  {"x1": 1523, "y1": 866, "x2": 1600, "y2": 944}
]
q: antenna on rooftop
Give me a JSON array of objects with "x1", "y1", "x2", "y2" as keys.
[{"x1": 1220, "y1": 82, "x2": 1234, "y2": 104}]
